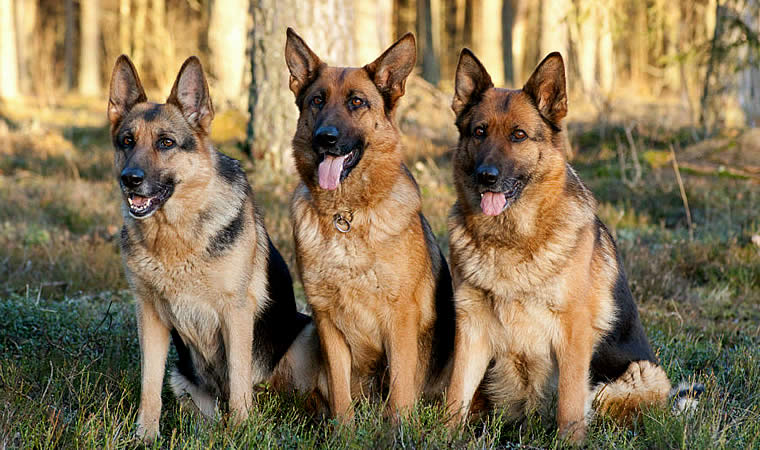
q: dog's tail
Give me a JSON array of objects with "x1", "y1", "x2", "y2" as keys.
[{"x1": 591, "y1": 360, "x2": 703, "y2": 425}]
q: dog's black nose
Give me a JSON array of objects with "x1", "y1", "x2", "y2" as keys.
[
  {"x1": 314, "y1": 126, "x2": 339, "y2": 148},
  {"x1": 121, "y1": 167, "x2": 145, "y2": 189},
  {"x1": 476, "y1": 165, "x2": 500, "y2": 186}
]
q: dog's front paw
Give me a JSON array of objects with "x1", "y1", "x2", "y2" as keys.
[
  {"x1": 135, "y1": 415, "x2": 160, "y2": 443},
  {"x1": 559, "y1": 420, "x2": 587, "y2": 445}
]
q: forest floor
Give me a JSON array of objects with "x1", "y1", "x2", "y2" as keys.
[{"x1": 0, "y1": 86, "x2": 758, "y2": 448}]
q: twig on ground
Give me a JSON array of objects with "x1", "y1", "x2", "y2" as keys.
[{"x1": 670, "y1": 143, "x2": 694, "y2": 241}]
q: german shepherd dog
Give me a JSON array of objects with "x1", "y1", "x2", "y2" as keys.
[
  {"x1": 444, "y1": 50, "x2": 701, "y2": 442},
  {"x1": 284, "y1": 29, "x2": 455, "y2": 422},
  {"x1": 108, "y1": 56, "x2": 320, "y2": 441}
]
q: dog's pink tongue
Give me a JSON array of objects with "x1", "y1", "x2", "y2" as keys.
[
  {"x1": 481, "y1": 192, "x2": 506, "y2": 216},
  {"x1": 318, "y1": 155, "x2": 347, "y2": 190}
]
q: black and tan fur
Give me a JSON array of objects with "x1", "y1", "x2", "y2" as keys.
[
  {"x1": 108, "y1": 56, "x2": 320, "y2": 441},
  {"x1": 285, "y1": 29, "x2": 455, "y2": 422},
  {"x1": 444, "y1": 49, "x2": 701, "y2": 442}
]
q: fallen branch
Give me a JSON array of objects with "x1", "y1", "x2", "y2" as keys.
[{"x1": 670, "y1": 144, "x2": 694, "y2": 241}]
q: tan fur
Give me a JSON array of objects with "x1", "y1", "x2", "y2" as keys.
[
  {"x1": 445, "y1": 50, "x2": 676, "y2": 443},
  {"x1": 286, "y1": 30, "x2": 453, "y2": 422}
]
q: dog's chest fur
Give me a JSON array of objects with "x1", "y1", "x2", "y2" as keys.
[
  {"x1": 291, "y1": 180, "x2": 433, "y2": 374},
  {"x1": 122, "y1": 199, "x2": 261, "y2": 363}
]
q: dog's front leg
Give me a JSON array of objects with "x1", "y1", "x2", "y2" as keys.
[
  {"x1": 555, "y1": 311, "x2": 594, "y2": 444},
  {"x1": 222, "y1": 303, "x2": 254, "y2": 425},
  {"x1": 315, "y1": 313, "x2": 353, "y2": 424},
  {"x1": 136, "y1": 298, "x2": 170, "y2": 442},
  {"x1": 445, "y1": 285, "x2": 492, "y2": 429},
  {"x1": 386, "y1": 306, "x2": 421, "y2": 418}
]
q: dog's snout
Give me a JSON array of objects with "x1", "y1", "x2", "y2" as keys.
[
  {"x1": 476, "y1": 165, "x2": 500, "y2": 186},
  {"x1": 121, "y1": 167, "x2": 145, "y2": 189},
  {"x1": 314, "y1": 126, "x2": 339, "y2": 148}
]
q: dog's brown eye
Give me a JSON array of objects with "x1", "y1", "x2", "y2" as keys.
[
  {"x1": 350, "y1": 97, "x2": 364, "y2": 107},
  {"x1": 311, "y1": 96, "x2": 324, "y2": 106},
  {"x1": 473, "y1": 126, "x2": 486, "y2": 138},
  {"x1": 122, "y1": 136, "x2": 134, "y2": 146},
  {"x1": 158, "y1": 138, "x2": 175, "y2": 149},
  {"x1": 511, "y1": 130, "x2": 527, "y2": 142}
]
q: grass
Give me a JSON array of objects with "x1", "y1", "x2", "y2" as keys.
[{"x1": 1, "y1": 96, "x2": 759, "y2": 448}]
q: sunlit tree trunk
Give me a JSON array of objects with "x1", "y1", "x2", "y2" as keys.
[
  {"x1": 0, "y1": 0, "x2": 19, "y2": 99},
  {"x1": 14, "y1": 0, "x2": 36, "y2": 95},
  {"x1": 573, "y1": 0, "x2": 597, "y2": 94},
  {"x1": 247, "y1": 0, "x2": 356, "y2": 170},
  {"x1": 540, "y1": 0, "x2": 569, "y2": 60},
  {"x1": 511, "y1": 0, "x2": 529, "y2": 83},
  {"x1": 119, "y1": 0, "x2": 131, "y2": 54},
  {"x1": 355, "y1": 0, "x2": 393, "y2": 65},
  {"x1": 132, "y1": 0, "x2": 148, "y2": 69},
  {"x1": 79, "y1": 0, "x2": 101, "y2": 96},
  {"x1": 208, "y1": 0, "x2": 248, "y2": 110},
  {"x1": 472, "y1": 0, "x2": 505, "y2": 85},
  {"x1": 598, "y1": 1, "x2": 615, "y2": 93}
]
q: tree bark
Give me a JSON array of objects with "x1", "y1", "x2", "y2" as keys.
[
  {"x1": 64, "y1": 0, "x2": 76, "y2": 91},
  {"x1": 14, "y1": 0, "x2": 36, "y2": 95},
  {"x1": 472, "y1": 0, "x2": 505, "y2": 85},
  {"x1": 355, "y1": 0, "x2": 393, "y2": 65},
  {"x1": 208, "y1": 0, "x2": 249, "y2": 110},
  {"x1": 79, "y1": 0, "x2": 101, "y2": 96},
  {"x1": 0, "y1": 0, "x2": 19, "y2": 99},
  {"x1": 418, "y1": 0, "x2": 441, "y2": 85},
  {"x1": 247, "y1": 0, "x2": 356, "y2": 171}
]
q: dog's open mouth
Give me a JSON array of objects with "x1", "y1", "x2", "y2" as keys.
[
  {"x1": 317, "y1": 148, "x2": 362, "y2": 190},
  {"x1": 126, "y1": 185, "x2": 173, "y2": 219},
  {"x1": 479, "y1": 182, "x2": 523, "y2": 216}
]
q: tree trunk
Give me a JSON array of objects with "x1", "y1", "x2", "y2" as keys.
[
  {"x1": 208, "y1": 0, "x2": 248, "y2": 110},
  {"x1": 132, "y1": 0, "x2": 148, "y2": 69},
  {"x1": 247, "y1": 0, "x2": 356, "y2": 171},
  {"x1": 79, "y1": 0, "x2": 101, "y2": 96},
  {"x1": 472, "y1": 0, "x2": 505, "y2": 85},
  {"x1": 64, "y1": 0, "x2": 76, "y2": 91},
  {"x1": 0, "y1": 0, "x2": 19, "y2": 99},
  {"x1": 14, "y1": 0, "x2": 36, "y2": 95},
  {"x1": 739, "y1": 1, "x2": 760, "y2": 126},
  {"x1": 511, "y1": 0, "x2": 530, "y2": 83},
  {"x1": 502, "y1": 0, "x2": 516, "y2": 86},
  {"x1": 418, "y1": 0, "x2": 441, "y2": 85},
  {"x1": 597, "y1": 1, "x2": 614, "y2": 93},
  {"x1": 573, "y1": 0, "x2": 597, "y2": 94},
  {"x1": 540, "y1": 0, "x2": 569, "y2": 60},
  {"x1": 119, "y1": 0, "x2": 131, "y2": 54},
  {"x1": 355, "y1": 0, "x2": 393, "y2": 65}
]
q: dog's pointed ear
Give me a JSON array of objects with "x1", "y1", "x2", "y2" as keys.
[
  {"x1": 108, "y1": 55, "x2": 147, "y2": 127},
  {"x1": 166, "y1": 56, "x2": 214, "y2": 133},
  {"x1": 452, "y1": 48, "x2": 493, "y2": 117},
  {"x1": 523, "y1": 52, "x2": 567, "y2": 125},
  {"x1": 285, "y1": 28, "x2": 323, "y2": 98},
  {"x1": 364, "y1": 32, "x2": 416, "y2": 112}
]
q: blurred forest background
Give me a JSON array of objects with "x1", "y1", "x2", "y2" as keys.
[
  {"x1": 1, "y1": 1, "x2": 759, "y2": 447},
  {"x1": 2, "y1": 0, "x2": 760, "y2": 168}
]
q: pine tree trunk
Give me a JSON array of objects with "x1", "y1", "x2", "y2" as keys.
[
  {"x1": 739, "y1": 1, "x2": 760, "y2": 126},
  {"x1": 79, "y1": 0, "x2": 101, "y2": 96},
  {"x1": 0, "y1": 0, "x2": 19, "y2": 99},
  {"x1": 355, "y1": 0, "x2": 393, "y2": 65},
  {"x1": 472, "y1": 0, "x2": 505, "y2": 85},
  {"x1": 208, "y1": 0, "x2": 248, "y2": 110},
  {"x1": 64, "y1": 0, "x2": 76, "y2": 91},
  {"x1": 14, "y1": 0, "x2": 36, "y2": 95},
  {"x1": 247, "y1": 0, "x2": 356, "y2": 171},
  {"x1": 418, "y1": 0, "x2": 441, "y2": 84}
]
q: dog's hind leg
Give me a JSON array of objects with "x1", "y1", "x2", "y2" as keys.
[{"x1": 169, "y1": 369, "x2": 218, "y2": 418}]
